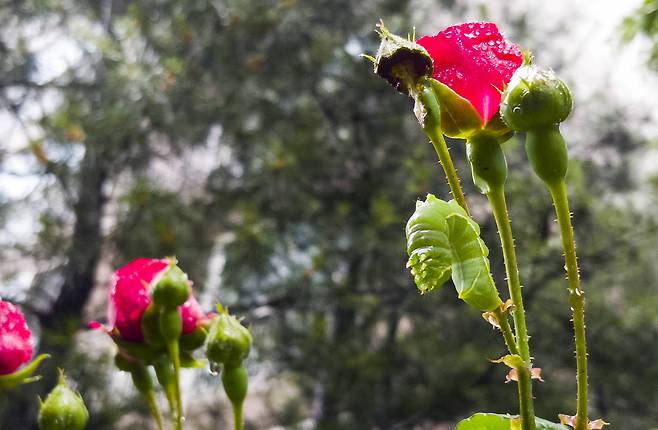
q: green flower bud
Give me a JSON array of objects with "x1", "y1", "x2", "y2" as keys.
[
  {"x1": 466, "y1": 134, "x2": 508, "y2": 194},
  {"x1": 206, "y1": 308, "x2": 252, "y2": 369},
  {"x1": 151, "y1": 264, "x2": 190, "y2": 309},
  {"x1": 38, "y1": 371, "x2": 89, "y2": 430},
  {"x1": 525, "y1": 125, "x2": 569, "y2": 185},
  {"x1": 500, "y1": 63, "x2": 572, "y2": 131},
  {"x1": 222, "y1": 365, "x2": 248, "y2": 406},
  {"x1": 369, "y1": 22, "x2": 433, "y2": 96}
]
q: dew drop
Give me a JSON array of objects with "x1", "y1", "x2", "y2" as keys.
[
  {"x1": 513, "y1": 107, "x2": 522, "y2": 114},
  {"x1": 209, "y1": 362, "x2": 221, "y2": 376}
]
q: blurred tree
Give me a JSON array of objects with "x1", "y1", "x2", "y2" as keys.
[
  {"x1": 0, "y1": 0, "x2": 657, "y2": 429},
  {"x1": 624, "y1": 0, "x2": 658, "y2": 69}
]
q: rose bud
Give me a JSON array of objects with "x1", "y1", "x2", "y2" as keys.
[
  {"x1": 205, "y1": 307, "x2": 252, "y2": 369},
  {"x1": 91, "y1": 258, "x2": 209, "y2": 348},
  {"x1": 0, "y1": 299, "x2": 49, "y2": 389},
  {"x1": 501, "y1": 60, "x2": 573, "y2": 185},
  {"x1": 0, "y1": 299, "x2": 33, "y2": 375},
  {"x1": 417, "y1": 22, "x2": 523, "y2": 139},
  {"x1": 151, "y1": 263, "x2": 191, "y2": 310},
  {"x1": 501, "y1": 61, "x2": 572, "y2": 131},
  {"x1": 38, "y1": 370, "x2": 89, "y2": 430}
]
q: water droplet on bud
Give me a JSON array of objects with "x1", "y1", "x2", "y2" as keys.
[{"x1": 209, "y1": 362, "x2": 221, "y2": 376}]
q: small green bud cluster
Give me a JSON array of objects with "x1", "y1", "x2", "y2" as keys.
[
  {"x1": 38, "y1": 371, "x2": 89, "y2": 430},
  {"x1": 501, "y1": 63, "x2": 572, "y2": 131},
  {"x1": 151, "y1": 264, "x2": 190, "y2": 310},
  {"x1": 147, "y1": 261, "x2": 190, "y2": 346},
  {"x1": 205, "y1": 306, "x2": 252, "y2": 429},
  {"x1": 501, "y1": 61, "x2": 573, "y2": 185},
  {"x1": 206, "y1": 308, "x2": 252, "y2": 370}
]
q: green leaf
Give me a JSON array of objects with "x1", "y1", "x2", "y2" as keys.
[
  {"x1": 406, "y1": 194, "x2": 502, "y2": 311},
  {"x1": 491, "y1": 354, "x2": 525, "y2": 369},
  {"x1": 455, "y1": 413, "x2": 511, "y2": 430},
  {"x1": 455, "y1": 413, "x2": 570, "y2": 430}
]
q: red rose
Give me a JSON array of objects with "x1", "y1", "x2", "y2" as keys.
[
  {"x1": 417, "y1": 22, "x2": 522, "y2": 124},
  {"x1": 0, "y1": 299, "x2": 33, "y2": 375},
  {"x1": 106, "y1": 258, "x2": 207, "y2": 342}
]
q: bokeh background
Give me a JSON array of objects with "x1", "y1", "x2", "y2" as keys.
[{"x1": 2, "y1": 0, "x2": 658, "y2": 428}]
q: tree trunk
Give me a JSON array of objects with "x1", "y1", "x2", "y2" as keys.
[{"x1": 1, "y1": 144, "x2": 108, "y2": 429}]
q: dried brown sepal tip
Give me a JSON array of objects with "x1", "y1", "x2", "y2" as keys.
[
  {"x1": 482, "y1": 300, "x2": 515, "y2": 329},
  {"x1": 371, "y1": 20, "x2": 433, "y2": 95},
  {"x1": 559, "y1": 415, "x2": 609, "y2": 429},
  {"x1": 482, "y1": 311, "x2": 500, "y2": 329},
  {"x1": 505, "y1": 367, "x2": 544, "y2": 383}
]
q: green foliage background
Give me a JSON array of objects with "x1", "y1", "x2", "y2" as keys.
[{"x1": 1, "y1": 0, "x2": 658, "y2": 429}]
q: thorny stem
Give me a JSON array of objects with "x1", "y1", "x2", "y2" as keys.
[
  {"x1": 233, "y1": 402, "x2": 244, "y2": 430},
  {"x1": 429, "y1": 133, "x2": 469, "y2": 215},
  {"x1": 493, "y1": 307, "x2": 519, "y2": 357},
  {"x1": 418, "y1": 87, "x2": 470, "y2": 215},
  {"x1": 488, "y1": 185, "x2": 536, "y2": 430},
  {"x1": 548, "y1": 180, "x2": 589, "y2": 430},
  {"x1": 167, "y1": 340, "x2": 184, "y2": 430},
  {"x1": 143, "y1": 389, "x2": 165, "y2": 430}
]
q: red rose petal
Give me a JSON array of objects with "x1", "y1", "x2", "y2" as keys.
[
  {"x1": 108, "y1": 258, "x2": 207, "y2": 342},
  {"x1": 110, "y1": 258, "x2": 169, "y2": 342},
  {"x1": 0, "y1": 300, "x2": 33, "y2": 375},
  {"x1": 417, "y1": 22, "x2": 522, "y2": 123},
  {"x1": 180, "y1": 296, "x2": 206, "y2": 334}
]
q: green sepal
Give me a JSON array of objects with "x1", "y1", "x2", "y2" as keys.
[
  {"x1": 427, "y1": 79, "x2": 483, "y2": 139},
  {"x1": 114, "y1": 338, "x2": 165, "y2": 364},
  {"x1": 0, "y1": 354, "x2": 50, "y2": 389},
  {"x1": 180, "y1": 326, "x2": 208, "y2": 351},
  {"x1": 455, "y1": 413, "x2": 569, "y2": 430},
  {"x1": 141, "y1": 302, "x2": 165, "y2": 348},
  {"x1": 420, "y1": 79, "x2": 513, "y2": 141},
  {"x1": 180, "y1": 352, "x2": 206, "y2": 369},
  {"x1": 406, "y1": 194, "x2": 502, "y2": 311}
]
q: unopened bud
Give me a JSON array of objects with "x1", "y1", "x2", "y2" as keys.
[
  {"x1": 38, "y1": 370, "x2": 88, "y2": 430},
  {"x1": 501, "y1": 62, "x2": 572, "y2": 131},
  {"x1": 151, "y1": 263, "x2": 190, "y2": 309},
  {"x1": 205, "y1": 308, "x2": 252, "y2": 369}
]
